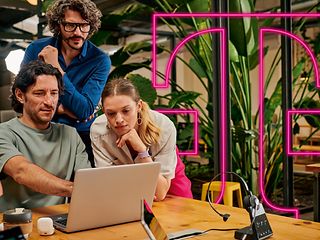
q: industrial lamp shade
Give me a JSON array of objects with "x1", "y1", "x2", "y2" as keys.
[
  {"x1": 26, "y1": 0, "x2": 37, "y2": 5},
  {"x1": 5, "y1": 49, "x2": 25, "y2": 75}
]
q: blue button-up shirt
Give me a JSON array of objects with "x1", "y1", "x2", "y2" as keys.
[{"x1": 21, "y1": 37, "x2": 111, "y2": 132}]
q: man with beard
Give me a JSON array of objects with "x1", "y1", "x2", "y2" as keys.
[
  {"x1": 22, "y1": 0, "x2": 111, "y2": 167},
  {"x1": 0, "y1": 60, "x2": 91, "y2": 211}
]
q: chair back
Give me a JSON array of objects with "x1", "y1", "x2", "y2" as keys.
[{"x1": 0, "y1": 110, "x2": 17, "y2": 123}]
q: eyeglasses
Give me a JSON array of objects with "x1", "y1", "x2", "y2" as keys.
[{"x1": 60, "y1": 21, "x2": 91, "y2": 33}]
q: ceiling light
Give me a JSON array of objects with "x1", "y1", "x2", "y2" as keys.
[
  {"x1": 26, "y1": 0, "x2": 37, "y2": 5},
  {"x1": 5, "y1": 49, "x2": 25, "y2": 75}
]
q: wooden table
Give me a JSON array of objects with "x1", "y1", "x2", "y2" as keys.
[
  {"x1": 306, "y1": 163, "x2": 320, "y2": 222},
  {"x1": 2, "y1": 196, "x2": 320, "y2": 239}
]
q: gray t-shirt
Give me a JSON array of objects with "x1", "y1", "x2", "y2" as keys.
[{"x1": 0, "y1": 117, "x2": 91, "y2": 211}]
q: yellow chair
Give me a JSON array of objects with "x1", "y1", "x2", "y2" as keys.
[{"x1": 201, "y1": 181, "x2": 243, "y2": 207}]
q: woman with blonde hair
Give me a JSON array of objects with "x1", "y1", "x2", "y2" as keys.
[{"x1": 90, "y1": 78, "x2": 192, "y2": 200}]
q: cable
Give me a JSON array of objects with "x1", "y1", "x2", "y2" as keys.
[
  {"x1": 169, "y1": 227, "x2": 240, "y2": 240},
  {"x1": 206, "y1": 171, "x2": 252, "y2": 222}
]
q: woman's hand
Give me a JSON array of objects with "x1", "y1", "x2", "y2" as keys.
[{"x1": 116, "y1": 129, "x2": 146, "y2": 153}]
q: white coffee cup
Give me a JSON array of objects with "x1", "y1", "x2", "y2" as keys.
[{"x1": 37, "y1": 217, "x2": 55, "y2": 236}]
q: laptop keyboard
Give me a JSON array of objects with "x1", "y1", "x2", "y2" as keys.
[
  {"x1": 55, "y1": 218, "x2": 68, "y2": 226},
  {"x1": 53, "y1": 214, "x2": 68, "y2": 227}
]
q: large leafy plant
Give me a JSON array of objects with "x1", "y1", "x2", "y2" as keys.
[
  {"x1": 93, "y1": 0, "x2": 320, "y2": 199},
  {"x1": 102, "y1": 0, "x2": 263, "y2": 190}
]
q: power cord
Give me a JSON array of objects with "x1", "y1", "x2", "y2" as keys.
[
  {"x1": 206, "y1": 171, "x2": 252, "y2": 222},
  {"x1": 169, "y1": 227, "x2": 240, "y2": 240}
]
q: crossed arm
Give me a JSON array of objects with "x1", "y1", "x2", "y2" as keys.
[
  {"x1": 38, "y1": 45, "x2": 110, "y2": 120},
  {"x1": 3, "y1": 155, "x2": 73, "y2": 197}
]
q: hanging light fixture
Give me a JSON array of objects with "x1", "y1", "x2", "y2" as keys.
[
  {"x1": 5, "y1": 49, "x2": 25, "y2": 75},
  {"x1": 26, "y1": 0, "x2": 37, "y2": 5}
]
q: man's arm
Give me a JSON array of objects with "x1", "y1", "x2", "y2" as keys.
[
  {"x1": 59, "y1": 54, "x2": 111, "y2": 120},
  {"x1": 56, "y1": 103, "x2": 77, "y2": 119},
  {"x1": 22, "y1": 42, "x2": 111, "y2": 121},
  {"x1": 3, "y1": 155, "x2": 73, "y2": 197},
  {"x1": 38, "y1": 46, "x2": 111, "y2": 120}
]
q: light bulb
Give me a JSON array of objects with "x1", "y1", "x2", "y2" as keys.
[{"x1": 26, "y1": 0, "x2": 37, "y2": 6}]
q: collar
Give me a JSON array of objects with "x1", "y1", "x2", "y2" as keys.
[{"x1": 54, "y1": 36, "x2": 89, "y2": 59}]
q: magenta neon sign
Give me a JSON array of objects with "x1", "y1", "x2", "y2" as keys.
[{"x1": 152, "y1": 12, "x2": 320, "y2": 219}]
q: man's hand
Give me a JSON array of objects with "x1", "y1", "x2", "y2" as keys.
[
  {"x1": 0, "y1": 181, "x2": 3, "y2": 197},
  {"x1": 57, "y1": 104, "x2": 77, "y2": 119},
  {"x1": 38, "y1": 46, "x2": 64, "y2": 74}
]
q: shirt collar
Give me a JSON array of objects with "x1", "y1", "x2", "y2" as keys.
[{"x1": 80, "y1": 40, "x2": 88, "y2": 58}]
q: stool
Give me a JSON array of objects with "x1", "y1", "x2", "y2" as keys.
[{"x1": 201, "y1": 181, "x2": 243, "y2": 207}]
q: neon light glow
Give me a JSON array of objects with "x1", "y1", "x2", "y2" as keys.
[
  {"x1": 287, "y1": 110, "x2": 320, "y2": 155},
  {"x1": 260, "y1": 28, "x2": 302, "y2": 218},
  {"x1": 153, "y1": 13, "x2": 320, "y2": 18},
  {"x1": 152, "y1": 12, "x2": 320, "y2": 87},
  {"x1": 156, "y1": 109, "x2": 199, "y2": 156},
  {"x1": 152, "y1": 12, "x2": 319, "y2": 216},
  {"x1": 156, "y1": 27, "x2": 227, "y2": 203}
]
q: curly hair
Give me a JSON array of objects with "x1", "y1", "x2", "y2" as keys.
[
  {"x1": 10, "y1": 60, "x2": 64, "y2": 113},
  {"x1": 46, "y1": 0, "x2": 102, "y2": 38}
]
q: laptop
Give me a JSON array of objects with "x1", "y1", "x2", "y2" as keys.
[
  {"x1": 49, "y1": 162, "x2": 161, "y2": 233},
  {"x1": 141, "y1": 199, "x2": 205, "y2": 240}
]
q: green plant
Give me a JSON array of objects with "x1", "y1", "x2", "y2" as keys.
[
  {"x1": 133, "y1": 0, "x2": 262, "y2": 192},
  {"x1": 93, "y1": 0, "x2": 320, "y2": 200}
]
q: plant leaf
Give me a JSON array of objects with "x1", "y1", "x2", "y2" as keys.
[
  {"x1": 189, "y1": 58, "x2": 207, "y2": 78},
  {"x1": 167, "y1": 91, "x2": 201, "y2": 108},
  {"x1": 229, "y1": 0, "x2": 258, "y2": 57},
  {"x1": 128, "y1": 74, "x2": 157, "y2": 107},
  {"x1": 108, "y1": 60, "x2": 151, "y2": 79},
  {"x1": 229, "y1": 41, "x2": 239, "y2": 63}
]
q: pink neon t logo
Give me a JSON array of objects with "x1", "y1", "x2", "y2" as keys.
[{"x1": 152, "y1": 13, "x2": 320, "y2": 219}]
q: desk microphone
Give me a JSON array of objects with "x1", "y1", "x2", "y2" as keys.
[
  {"x1": 210, "y1": 208, "x2": 230, "y2": 222},
  {"x1": 206, "y1": 172, "x2": 253, "y2": 222}
]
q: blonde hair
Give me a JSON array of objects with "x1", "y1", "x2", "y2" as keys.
[{"x1": 102, "y1": 78, "x2": 160, "y2": 145}]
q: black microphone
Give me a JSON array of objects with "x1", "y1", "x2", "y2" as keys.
[
  {"x1": 206, "y1": 179, "x2": 231, "y2": 222},
  {"x1": 207, "y1": 195, "x2": 230, "y2": 222},
  {"x1": 206, "y1": 172, "x2": 253, "y2": 222}
]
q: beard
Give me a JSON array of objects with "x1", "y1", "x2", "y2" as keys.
[{"x1": 62, "y1": 35, "x2": 86, "y2": 50}]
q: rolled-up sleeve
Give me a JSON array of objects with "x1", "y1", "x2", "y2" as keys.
[
  {"x1": 152, "y1": 114, "x2": 177, "y2": 179},
  {"x1": 90, "y1": 115, "x2": 114, "y2": 167}
]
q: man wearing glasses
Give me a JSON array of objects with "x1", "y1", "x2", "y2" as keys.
[{"x1": 22, "y1": 0, "x2": 111, "y2": 167}]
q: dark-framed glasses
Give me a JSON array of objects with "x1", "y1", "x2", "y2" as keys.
[{"x1": 61, "y1": 21, "x2": 91, "y2": 33}]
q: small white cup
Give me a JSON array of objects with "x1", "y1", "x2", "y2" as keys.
[{"x1": 37, "y1": 217, "x2": 55, "y2": 236}]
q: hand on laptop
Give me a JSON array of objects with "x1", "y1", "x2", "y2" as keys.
[{"x1": 154, "y1": 195, "x2": 159, "y2": 202}]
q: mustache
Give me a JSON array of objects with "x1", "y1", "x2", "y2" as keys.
[
  {"x1": 67, "y1": 36, "x2": 85, "y2": 41},
  {"x1": 42, "y1": 107, "x2": 55, "y2": 111}
]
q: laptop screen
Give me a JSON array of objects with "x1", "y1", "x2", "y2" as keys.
[{"x1": 141, "y1": 199, "x2": 168, "y2": 240}]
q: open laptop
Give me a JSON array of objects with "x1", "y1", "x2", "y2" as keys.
[
  {"x1": 49, "y1": 162, "x2": 161, "y2": 233},
  {"x1": 141, "y1": 199, "x2": 205, "y2": 240}
]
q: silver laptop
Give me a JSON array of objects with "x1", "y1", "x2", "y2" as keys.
[
  {"x1": 141, "y1": 199, "x2": 204, "y2": 240},
  {"x1": 49, "y1": 162, "x2": 161, "y2": 233}
]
